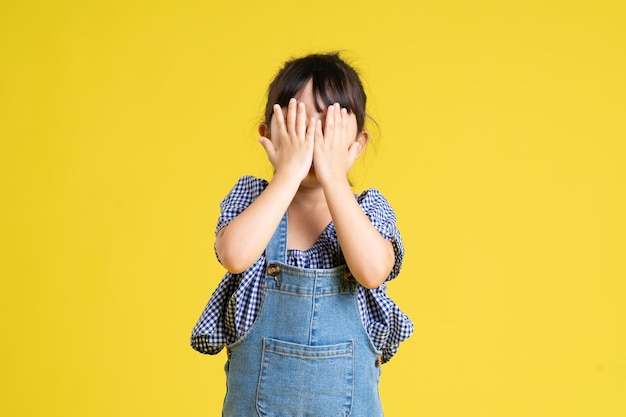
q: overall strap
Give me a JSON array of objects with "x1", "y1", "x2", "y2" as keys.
[{"x1": 265, "y1": 213, "x2": 288, "y2": 264}]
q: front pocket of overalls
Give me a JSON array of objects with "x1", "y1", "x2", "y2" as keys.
[{"x1": 257, "y1": 338, "x2": 354, "y2": 417}]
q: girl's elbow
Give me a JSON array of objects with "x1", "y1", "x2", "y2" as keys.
[
  {"x1": 351, "y1": 246, "x2": 395, "y2": 288},
  {"x1": 221, "y1": 258, "x2": 250, "y2": 275},
  {"x1": 353, "y1": 260, "x2": 392, "y2": 288},
  {"x1": 216, "y1": 234, "x2": 246, "y2": 273},
  {"x1": 358, "y1": 269, "x2": 389, "y2": 289},
  {"x1": 216, "y1": 247, "x2": 250, "y2": 274}
]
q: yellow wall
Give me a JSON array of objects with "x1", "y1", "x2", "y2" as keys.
[{"x1": 2, "y1": 1, "x2": 625, "y2": 415}]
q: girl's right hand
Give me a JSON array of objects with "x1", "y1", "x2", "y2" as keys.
[{"x1": 258, "y1": 98, "x2": 316, "y2": 182}]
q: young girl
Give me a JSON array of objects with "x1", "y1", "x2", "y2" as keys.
[{"x1": 191, "y1": 52, "x2": 413, "y2": 416}]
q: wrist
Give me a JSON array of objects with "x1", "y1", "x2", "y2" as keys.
[
  {"x1": 271, "y1": 169, "x2": 305, "y2": 189},
  {"x1": 320, "y1": 174, "x2": 351, "y2": 193}
]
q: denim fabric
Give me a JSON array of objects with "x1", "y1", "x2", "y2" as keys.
[{"x1": 222, "y1": 214, "x2": 384, "y2": 417}]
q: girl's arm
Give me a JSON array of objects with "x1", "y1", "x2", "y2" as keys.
[
  {"x1": 314, "y1": 105, "x2": 395, "y2": 289},
  {"x1": 215, "y1": 100, "x2": 315, "y2": 273},
  {"x1": 324, "y1": 179, "x2": 395, "y2": 289},
  {"x1": 215, "y1": 173, "x2": 300, "y2": 273}
]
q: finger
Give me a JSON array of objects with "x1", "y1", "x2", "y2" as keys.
[
  {"x1": 331, "y1": 103, "x2": 342, "y2": 142},
  {"x1": 273, "y1": 104, "x2": 288, "y2": 137},
  {"x1": 258, "y1": 136, "x2": 276, "y2": 162},
  {"x1": 296, "y1": 101, "x2": 307, "y2": 139},
  {"x1": 314, "y1": 118, "x2": 323, "y2": 146},
  {"x1": 340, "y1": 107, "x2": 348, "y2": 139},
  {"x1": 347, "y1": 140, "x2": 361, "y2": 160},
  {"x1": 286, "y1": 98, "x2": 298, "y2": 138},
  {"x1": 324, "y1": 104, "x2": 335, "y2": 142},
  {"x1": 305, "y1": 116, "x2": 316, "y2": 143}
]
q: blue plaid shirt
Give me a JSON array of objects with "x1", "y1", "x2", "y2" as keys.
[{"x1": 191, "y1": 176, "x2": 413, "y2": 363}]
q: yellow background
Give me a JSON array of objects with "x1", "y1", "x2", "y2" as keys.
[{"x1": 2, "y1": 0, "x2": 625, "y2": 415}]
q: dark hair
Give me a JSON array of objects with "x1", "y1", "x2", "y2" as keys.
[{"x1": 264, "y1": 52, "x2": 368, "y2": 133}]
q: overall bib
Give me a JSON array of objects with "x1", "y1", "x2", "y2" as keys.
[{"x1": 222, "y1": 215, "x2": 384, "y2": 417}]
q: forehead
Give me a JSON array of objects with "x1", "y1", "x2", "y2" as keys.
[
  {"x1": 294, "y1": 79, "x2": 314, "y2": 101},
  {"x1": 293, "y1": 78, "x2": 333, "y2": 112}
]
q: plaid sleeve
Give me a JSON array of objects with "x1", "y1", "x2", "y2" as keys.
[
  {"x1": 354, "y1": 188, "x2": 413, "y2": 363},
  {"x1": 357, "y1": 284, "x2": 414, "y2": 364},
  {"x1": 190, "y1": 272, "x2": 239, "y2": 355},
  {"x1": 191, "y1": 176, "x2": 269, "y2": 354},
  {"x1": 214, "y1": 176, "x2": 269, "y2": 263},
  {"x1": 357, "y1": 189, "x2": 404, "y2": 281},
  {"x1": 215, "y1": 176, "x2": 269, "y2": 235}
]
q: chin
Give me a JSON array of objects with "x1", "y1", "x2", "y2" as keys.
[{"x1": 299, "y1": 171, "x2": 321, "y2": 188}]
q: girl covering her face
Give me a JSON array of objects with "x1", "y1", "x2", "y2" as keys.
[{"x1": 192, "y1": 52, "x2": 413, "y2": 416}]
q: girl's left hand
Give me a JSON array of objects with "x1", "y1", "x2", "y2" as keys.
[{"x1": 313, "y1": 103, "x2": 362, "y2": 186}]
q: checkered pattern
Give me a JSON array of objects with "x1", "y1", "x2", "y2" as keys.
[{"x1": 191, "y1": 176, "x2": 413, "y2": 363}]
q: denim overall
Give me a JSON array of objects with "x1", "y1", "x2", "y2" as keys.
[{"x1": 222, "y1": 214, "x2": 384, "y2": 417}]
